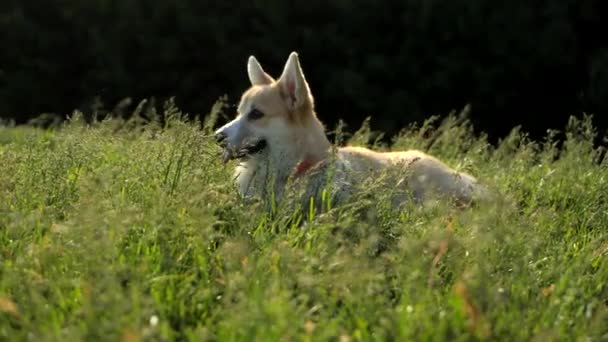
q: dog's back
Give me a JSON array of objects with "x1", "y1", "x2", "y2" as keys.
[{"x1": 338, "y1": 146, "x2": 485, "y2": 205}]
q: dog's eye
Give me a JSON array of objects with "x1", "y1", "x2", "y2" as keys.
[{"x1": 248, "y1": 109, "x2": 264, "y2": 120}]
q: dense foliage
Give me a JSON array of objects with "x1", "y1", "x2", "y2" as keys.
[{"x1": 1, "y1": 103, "x2": 607, "y2": 340}]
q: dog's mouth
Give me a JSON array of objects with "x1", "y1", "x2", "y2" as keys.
[{"x1": 221, "y1": 139, "x2": 267, "y2": 163}]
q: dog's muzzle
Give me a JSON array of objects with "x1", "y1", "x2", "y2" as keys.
[
  {"x1": 214, "y1": 132, "x2": 232, "y2": 163},
  {"x1": 214, "y1": 132, "x2": 227, "y2": 145},
  {"x1": 216, "y1": 136, "x2": 267, "y2": 164}
]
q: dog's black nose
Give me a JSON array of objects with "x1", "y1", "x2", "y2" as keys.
[{"x1": 215, "y1": 132, "x2": 227, "y2": 145}]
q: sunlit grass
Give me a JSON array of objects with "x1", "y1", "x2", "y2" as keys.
[{"x1": 1, "y1": 103, "x2": 607, "y2": 341}]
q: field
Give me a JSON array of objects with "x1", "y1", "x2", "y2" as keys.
[{"x1": 1, "y1": 105, "x2": 607, "y2": 341}]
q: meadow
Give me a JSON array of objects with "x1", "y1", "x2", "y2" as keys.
[{"x1": 1, "y1": 103, "x2": 607, "y2": 341}]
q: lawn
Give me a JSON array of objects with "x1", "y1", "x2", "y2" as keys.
[{"x1": 1, "y1": 104, "x2": 607, "y2": 341}]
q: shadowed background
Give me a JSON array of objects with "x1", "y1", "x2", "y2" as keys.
[{"x1": 1, "y1": 0, "x2": 607, "y2": 143}]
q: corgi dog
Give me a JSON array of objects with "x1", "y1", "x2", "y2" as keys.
[{"x1": 214, "y1": 52, "x2": 485, "y2": 207}]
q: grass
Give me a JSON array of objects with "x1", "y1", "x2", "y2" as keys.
[{"x1": 1, "y1": 103, "x2": 607, "y2": 341}]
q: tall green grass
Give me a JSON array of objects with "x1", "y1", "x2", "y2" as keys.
[{"x1": 1, "y1": 104, "x2": 607, "y2": 341}]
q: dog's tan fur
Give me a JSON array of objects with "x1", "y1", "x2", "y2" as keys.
[{"x1": 215, "y1": 52, "x2": 485, "y2": 206}]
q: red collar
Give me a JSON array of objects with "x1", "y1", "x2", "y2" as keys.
[{"x1": 294, "y1": 156, "x2": 318, "y2": 177}]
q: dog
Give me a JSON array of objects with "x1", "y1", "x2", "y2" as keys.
[{"x1": 214, "y1": 52, "x2": 486, "y2": 208}]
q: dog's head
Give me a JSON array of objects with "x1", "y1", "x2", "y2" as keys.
[{"x1": 214, "y1": 52, "x2": 321, "y2": 163}]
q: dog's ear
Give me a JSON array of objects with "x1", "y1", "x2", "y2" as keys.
[
  {"x1": 248, "y1": 56, "x2": 274, "y2": 86},
  {"x1": 277, "y1": 52, "x2": 312, "y2": 111}
]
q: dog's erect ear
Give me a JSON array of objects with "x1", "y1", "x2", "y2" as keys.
[
  {"x1": 247, "y1": 56, "x2": 274, "y2": 86},
  {"x1": 277, "y1": 52, "x2": 312, "y2": 111}
]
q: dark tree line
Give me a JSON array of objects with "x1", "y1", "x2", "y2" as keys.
[{"x1": 1, "y1": 0, "x2": 607, "y2": 142}]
